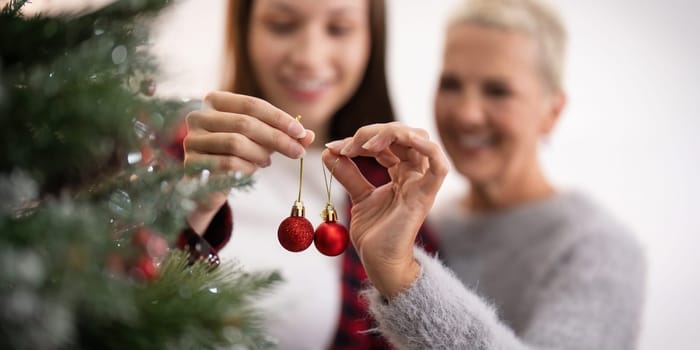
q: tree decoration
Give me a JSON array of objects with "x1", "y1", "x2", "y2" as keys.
[
  {"x1": 314, "y1": 158, "x2": 349, "y2": 256},
  {"x1": 277, "y1": 116, "x2": 315, "y2": 253}
]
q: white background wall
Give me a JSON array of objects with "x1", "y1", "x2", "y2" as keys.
[{"x1": 18, "y1": 0, "x2": 700, "y2": 348}]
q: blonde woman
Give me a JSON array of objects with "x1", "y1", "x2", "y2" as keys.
[{"x1": 324, "y1": 0, "x2": 646, "y2": 348}]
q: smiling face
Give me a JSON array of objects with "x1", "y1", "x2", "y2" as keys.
[
  {"x1": 434, "y1": 24, "x2": 564, "y2": 188},
  {"x1": 248, "y1": 0, "x2": 370, "y2": 140}
]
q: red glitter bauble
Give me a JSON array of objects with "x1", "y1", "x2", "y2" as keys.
[
  {"x1": 278, "y1": 216, "x2": 315, "y2": 252},
  {"x1": 314, "y1": 221, "x2": 349, "y2": 256}
]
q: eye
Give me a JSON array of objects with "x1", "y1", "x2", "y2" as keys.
[
  {"x1": 327, "y1": 19, "x2": 355, "y2": 37},
  {"x1": 266, "y1": 20, "x2": 298, "y2": 34},
  {"x1": 328, "y1": 24, "x2": 352, "y2": 36},
  {"x1": 483, "y1": 81, "x2": 512, "y2": 98},
  {"x1": 438, "y1": 75, "x2": 462, "y2": 92}
]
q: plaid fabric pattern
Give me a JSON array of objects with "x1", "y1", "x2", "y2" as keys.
[
  {"x1": 177, "y1": 201, "x2": 233, "y2": 267},
  {"x1": 329, "y1": 157, "x2": 439, "y2": 350},
  {"x1": 177, "y1": 203, "x2": 233, "y2": 253}
]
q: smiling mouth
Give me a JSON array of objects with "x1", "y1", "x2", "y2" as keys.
[
  {"x1": 289, "y1": 79, "x2": 328, "y2": 90},
  {"x1": 458, "y1": 134, "x2": 496, "y2": 150},
  {"x1": 283, "y1": 79, "x2": 332, "y2": 101}
]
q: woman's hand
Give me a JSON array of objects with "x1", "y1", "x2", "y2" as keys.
[
  {"x1": 323, "y1": 122, "x2": 448, "y2": 297},
  {"x1": 184, "y1": 91, "x2": 315, "y2": 233}
]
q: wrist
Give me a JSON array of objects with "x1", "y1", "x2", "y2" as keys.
[
  {"x1": 186, "y1": 205, "x2": 221, "y2": 235},
  {"x1": 374, "y1": 258, "x2": 421, "y2": 298}
]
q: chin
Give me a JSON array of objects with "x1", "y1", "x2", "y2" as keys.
[{"x1": 454, "y1": 161, "x2": 494, "y2": 185}]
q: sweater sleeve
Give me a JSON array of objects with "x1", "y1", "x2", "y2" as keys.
[
  {"x1": 365, "y1": 233, "x2": 646, "y2": 350},
  {"x1": 176, "y1": 203, "x2": 233, "y2": 266}
]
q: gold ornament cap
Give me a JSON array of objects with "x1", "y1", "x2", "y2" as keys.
[
  {"x1": 320, "y1": 204, "x2": 338, "y2": 222},
  {"x1": 290, "y1": 200, "x2": 306, "y2": 217}
]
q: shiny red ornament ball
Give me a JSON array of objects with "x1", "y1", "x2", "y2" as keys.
[
  {"x1": 278, "y1": 216, "x2": 315, "y2": 252},
  {"x1": 314, "y1": 221, "x2": 349, "y2": 256},
  {"x1": 131, "y1": 255, "x2": 158, "y2": 281}
]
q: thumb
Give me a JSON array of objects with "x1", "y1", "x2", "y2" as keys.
[{"x1": 322, "y1": 149, "x2": 374, "y2": 203}]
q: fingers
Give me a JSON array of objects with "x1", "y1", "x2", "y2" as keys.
[
  {"x1": 203, "y1": 91, "x2": 306, "y2": 139},
  {"x1": 326, "y1": 123, "x2": 427, "y2": 170},
  {"x1": 322, "y1": 149, "x2": 375, "y2": 203},
  {"x1": 298, "y1": 129, "x2": 316, "y2": 148},
  {"x1": 407, "y1": 134, "x2": 450, "y2": 194},
  {"x1": 184, "y1": 152, "x2": 258, "y2": 176},
  {"x1": 187, "y1": 110, "x2": 311, "y2": 159},
  {"x1": 325, "y1": 123, "x2": 449, "y2": 194},
  {"x1": 184, "y1": 132, "x2": 272, "y2": 167},
  {"x1": 375, "y1": 148, "x2": 400, "y2": 169},
  {"x1": 184, "y1": 92, "x2": 320, "y2": 178},
  {"x1": 332, "y1": 123, "x2": 424, "y2": 157}
]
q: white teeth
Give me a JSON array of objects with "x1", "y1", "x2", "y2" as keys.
[
  {"x1": 459, "y1": 134, "x2": 493, "y2": 148},
  {"x1": 291, "y1": 80, "x2": 325, "y2": 91}
]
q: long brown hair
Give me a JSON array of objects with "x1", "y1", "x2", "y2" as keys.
[{"x1": 221, "y1": 0, "x2": 395, "y2": 140}]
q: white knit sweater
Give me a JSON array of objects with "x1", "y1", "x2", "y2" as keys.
[{"x1": 365, "y1": 192, "x2": 646, "y2": 349}]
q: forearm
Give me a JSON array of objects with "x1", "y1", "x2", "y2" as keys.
[
  {"x1": 365, "y1": 244, "x2": 645, "y2": 350},
  {"x1": 365, "y1": 248, "x2": 527, "y2": 350},
  {"x1": 186, "y1": 205, "x2": 221, "y2": 235}
]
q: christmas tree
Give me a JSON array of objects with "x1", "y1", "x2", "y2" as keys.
[{"x1": 0, "y1": 0, "x2": 279, "y2": 349}]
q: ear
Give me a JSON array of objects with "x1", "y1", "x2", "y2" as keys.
[{"x1": 540, "y1": 91, "x2": 567, "y2": 135}]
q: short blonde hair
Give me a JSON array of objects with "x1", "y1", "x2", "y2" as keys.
[{"x1": 449, "y1": 0, "x2": 567, "y2": 92}]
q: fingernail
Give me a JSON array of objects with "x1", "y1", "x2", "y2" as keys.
[
  {"x1": 200, "y1": 99, "x2": 213, "y2": 111},
  {"x1": 361, "y1": 135, "x2": 381, "y2": 151},
  {"x1": 325, "y1": 140, "x2": 344, "y2": 151},
  {"x1": 340, "y1": 142, "x2": 353, "y2": 156},
  {"x1": 290, "y1": 142, "x2": 306, "y2": 159},
  {"x1": 288, "y1": 122, "x2": 306, "y2": 139}
]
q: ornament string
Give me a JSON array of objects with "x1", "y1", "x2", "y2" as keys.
[
  {"x1": 297, "y1": 155, "x2": 304, "y2": 203},
  {"x1": 322, "y1": 158, "x2": 340, "y2": 206},
  {"x1": 295, "y1": 115, "x2": 304, "y2": 203},
  {"x1": 315, "y1": 156, "x2": 349, "y2": 256},
  {"x1": 277, "y1": 115, "x2": 314, "y2": 253}
]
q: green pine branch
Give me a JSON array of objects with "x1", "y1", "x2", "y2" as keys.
[{"x1": 0, "y1": 0, "x2": 279, "y2": 349}]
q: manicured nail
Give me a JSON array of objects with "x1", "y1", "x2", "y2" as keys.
[
  {"x1": 288, "y1": 121, "x2": 307, "y2": 139},
  {"x1": 325, "y1": 140, "x2": 345, "y2": 151},
  {"x1": 361, "y1": 135, "x2": 381, "y2": 151},
  {"x1": 340, "y1": 142, "x2": 353, "y2": 156},
  {"x1": 289, "y1": 142, "x2": 306, "y2": 159}
]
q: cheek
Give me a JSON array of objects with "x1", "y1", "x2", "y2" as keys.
[
  {"x1": 249, "y1": 31, "x2": 285, "y2": 80},
  {"x1": 434, "y1": 111, "x2": 452, "y2": 140},
  {"x1": 490, "y1": 102, "x2": 534, "y2": 141},
  {"x1": 336, "y1": 35, "x2": 370, "y2": 86},
  {"x1": 433, "y1": 94, "x2": 458, "y2": 129}
]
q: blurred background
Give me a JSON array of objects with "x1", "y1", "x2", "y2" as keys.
[{"x1": 15, "y1": 0, "x2": 700, "y2": 348}]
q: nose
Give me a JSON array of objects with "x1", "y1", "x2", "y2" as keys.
[
  {"x1": 454, "y1": 89, "x2": 486, "y2": 127},
  {"x1": 288, "y1": 24, "x2": 326, "y2": 71}
]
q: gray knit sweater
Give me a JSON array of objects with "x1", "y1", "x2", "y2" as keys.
[{"x1": 365, "y1": 192, "x2": 646, "y2": 349}]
